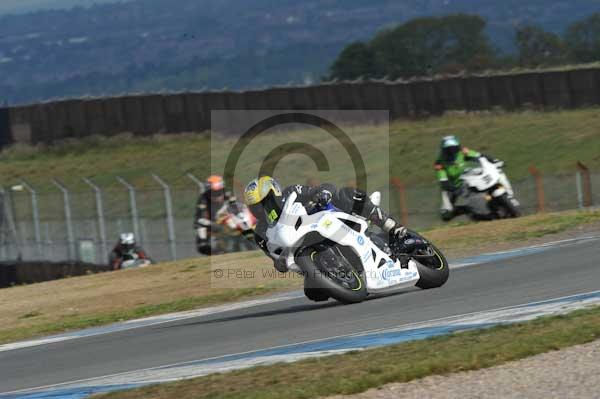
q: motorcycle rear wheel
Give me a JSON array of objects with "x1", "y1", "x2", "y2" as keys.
[{"x1": 296, "y1": 246, "x2": 367, "y2": 304}]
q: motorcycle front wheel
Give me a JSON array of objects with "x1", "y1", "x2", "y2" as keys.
[
  {"x1": 496, "y1": 194, "x2": 521, "y2": 218},
  {"x1": 296, "y1": 246, "x2": 367, "y2": 304},
  {"x1": 405, "y1": 230, "x2": 450, "y2": 289}
]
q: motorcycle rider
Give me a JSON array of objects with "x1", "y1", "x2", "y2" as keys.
[
  {"x1": 109, "y1": 232, "x2": 150, "y2": 270},
  {"x1": 243, "y1": 176, "x2": 409, "y2": 273},
  {"x1": 434, "y1": 135, "x2": 500, "y2": 221},
  {"x1": 194, "y1": 175, "x2": 233, "y2": 255}
]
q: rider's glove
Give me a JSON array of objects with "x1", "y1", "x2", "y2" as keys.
[
  {"x1": 313, "y1": 189, "x2": 333, "y2": 209},
  {"x1": 391, "y1": 225, "x2": 408, "y2": 240}
]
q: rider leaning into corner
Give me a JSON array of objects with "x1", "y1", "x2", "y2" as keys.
[
  {"x1": 195, "y1": 175, "x2": 233, "y2": 255},
  {"x1": 243, "y1": 176, "x2": 415, "y2": 273},
  {"x1": 109, "y1": 233, "x2": 150, "y2": 270},
  {"x1": 434, "y1": 135, "x2": 501, "y2": 221}
]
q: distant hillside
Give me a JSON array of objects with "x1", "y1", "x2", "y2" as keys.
[
  {"x1": 1, "y1": 0, "x2": 599, "y2": 105},
  {"x1": 0, "y1": 0, "x2": 129, "y2": 15}
]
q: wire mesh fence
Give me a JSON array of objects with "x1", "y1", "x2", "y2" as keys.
[{"x1": 0, "y1": 167, "x2": 596, "y2": 265}]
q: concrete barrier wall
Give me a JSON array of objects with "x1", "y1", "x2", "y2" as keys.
[
  {"x1": 542, "y1": 71, "x2": 572, "y2": 108},
  {"x1": 5, "y1": 67, "x2": 600, "y2": 145}
]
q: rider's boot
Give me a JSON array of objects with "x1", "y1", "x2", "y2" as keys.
[{"x1": 348, "y1": 188, "x2": 408, "y2": 242}]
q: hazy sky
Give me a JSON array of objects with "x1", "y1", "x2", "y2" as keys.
[{"x1": 0, "y1": 0, "x2": 130, "y2": 15}]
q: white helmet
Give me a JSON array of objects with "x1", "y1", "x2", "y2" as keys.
[{"x1": 119, "y1": 232, "x2": 135, "y2": 246}]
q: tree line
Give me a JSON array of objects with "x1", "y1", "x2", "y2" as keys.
[{"x1": 329, "y1": 13, "x2": 600, "y2": 81}]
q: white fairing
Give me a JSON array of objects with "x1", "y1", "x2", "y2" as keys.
[
  {"x1": 121, "y1": 258, "x2": 151, "y2": 269},
  {"x1": 265, "y1": 192, "x2": 420, "y2": 294},
  {"x1": 461, "y1": 157, "x2": 516, "y2": 198}
]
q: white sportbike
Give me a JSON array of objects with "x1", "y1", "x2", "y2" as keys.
[
  {"x1": 265, "y1": 191, "x2": 449, "y2": 303},
  {"x1": 457, "y1": 157, "x2": 521, "y2": 220}
]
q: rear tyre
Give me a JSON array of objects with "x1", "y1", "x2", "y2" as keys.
[
  {"x1": 296, "y1": 246, "x2": 367, "y2": 304},
  {"x1": 406, "y1": 230, "x2": 450, "y2": 289}
]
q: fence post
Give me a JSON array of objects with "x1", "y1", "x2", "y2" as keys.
[
  {"x1": 20, "y1": 180, "x2": 42, "y2": 258},
  {"x1": 528, "y1": 166, "x2": 545, "y2": 213},
  {"x1": 152, "y1": 174, "x2": 177, "y2": 261},
  {"x1": 576, "y1": 161, "x2": 593, "y2": 207},
  {"x1": 83, "y1": 177, "x2": 108, "y2": 263},
  {"x1": 0, "y1": 186, "x2": 21, "y2": 260},
  {"x1": 116, "y1": 176, "x2": 141, "y2": 242},
  {"x1": 390, "y1": 177, "x2": 409, "y2": 226},
  {"x1": 52, "y1": 179, "x2": 75, "y2": 259},
  {"x1": 186, "y1": 172, "x2": 205, "y2": 193}
]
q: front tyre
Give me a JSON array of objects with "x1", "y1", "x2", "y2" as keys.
[
  {"x1": 296, "y1": 246, "x2": 367, "y2": 304},
  {"x1": 498, "y1": 194, "x2": 521, "y2": 218},
  {"x1": 406, "y1": 230, "x2": 450, "y2": 289}
]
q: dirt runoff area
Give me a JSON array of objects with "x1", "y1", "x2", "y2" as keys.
[{"x1": 327, "y1": 338, "x2": 600, "y2": 399}]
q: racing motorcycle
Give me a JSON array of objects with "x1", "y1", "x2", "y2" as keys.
[
  {"x1": 265, "y1": 191, "x2": 449, "y2": 304},
  {"x1": 456, "y1": 157, "x2": 521, "y2": 220},
  {"x1": 212, "y1": 200, "x2": 257, "y2": 253},
  {"x1": 119, "y1": 251, "x2": 153, "y2": 269}
]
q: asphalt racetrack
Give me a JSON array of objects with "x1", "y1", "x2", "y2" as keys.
[{"x1": 1, "y1": 237, "x2": 600, "y2": 394}]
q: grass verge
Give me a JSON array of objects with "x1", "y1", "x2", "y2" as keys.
[
  {"x1": 99, "y1": 305, "x2": 600, "y2": 399},
  {"x1": 0, "y1": 286, "x2": 275, "y2": 345},
  {"x1": 1, "y1": 107, "x2": 599, "y2": 190},
  {"x1": 1, "y1": 208, "x2": 599, "y2": 345},
  {"x1": 0, "y1": 251, "x2": 296, "y2": 345},
  {"x1": 423, "y1": 208, "x2": 600, "y2": 257}
]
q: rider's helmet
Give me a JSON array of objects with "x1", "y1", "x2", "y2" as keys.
[
  {"x1": 440, "y1": 135, "x2": 461, "y2": 162},
  {"x1": 244, "y1": 176, "x2": 283, "y2": 224},
  {"x1": 119, "y1": 232, "x2": 136, "y2": 251},
  {"x1": 206, "y1": 175, "x2": 225, "y2": 200}
]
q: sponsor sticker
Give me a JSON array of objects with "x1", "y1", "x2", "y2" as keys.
[
  {"x1": 381, "y1": 268, "x2": 402, "y2": 281},
  {"x1": 357, "y1": 235, "x2": 365, "y2": 245},
  {"x1": 381, "y1": 267, "x2": 417, "y2": 282}
]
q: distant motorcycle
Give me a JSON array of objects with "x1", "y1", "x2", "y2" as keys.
[
  {"x1": 456, "y1": 157, "x2": 521, "y2": 220},
  {"x1": 118, "y1": 251, "x2": 153, "y2": 269},
  {"x1": 211, "y1": 200, "x2": 257, "y2": 253}
]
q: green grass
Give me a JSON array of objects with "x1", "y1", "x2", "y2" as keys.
[
  {"x1": 100, "y1": 305, "x2": 600, "y2": 399},
  {"x1": 1, "y1": 108, "x2": 599, "y2": 191},
  {"x1": 423, "y1": 208, "x2": 600, "y2": 256},
  {"x1": 0, "y1": 286, "x2": 275, "y2": 344},
  {"x1": 506, "y1": 211, "x2": 600, "y2": 240},
  {"x1": 2, "y1": 107, "x2": 599, "y2": 225}
]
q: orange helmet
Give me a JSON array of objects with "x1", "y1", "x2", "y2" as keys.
[{"x1": 207, "y1": 175, "x2": 224, "y2": 191}]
